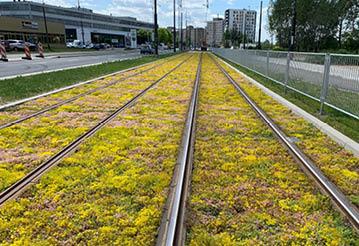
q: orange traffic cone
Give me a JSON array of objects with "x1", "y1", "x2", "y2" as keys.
[
  {"x1": 0, "y1": 42, "x2": 8, "y2": 62},
  {"x1": 22, "y1": 43, "x2": 32, "y2": 60}
]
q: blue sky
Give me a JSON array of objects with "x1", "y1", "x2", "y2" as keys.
[{"x1": 0, "y1": 0, "x2": 271, "y2": 41}]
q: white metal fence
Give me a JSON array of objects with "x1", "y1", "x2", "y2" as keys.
[{"x1": 213, "y1": 48, "x2": 359, "y2": 119}]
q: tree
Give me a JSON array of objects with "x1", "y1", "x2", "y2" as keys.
[
  {"x1": 268, "y1": 0, "x2": 357, "y2": 52},
  {"x1": 158, "y1": 28, "x2": 172, "y2": 45},
  {"x1": 223, "y1": 29, "x2": 231, "y2": 48},
  {"x1": 137, "y1": 29, "x2": 152, "y2": 45}
]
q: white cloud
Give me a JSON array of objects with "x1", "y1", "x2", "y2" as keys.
[{"x1": 99, "y1": 0, "x2": 210, "y2": 28}]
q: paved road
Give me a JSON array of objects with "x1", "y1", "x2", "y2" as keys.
[{"x1": 0, "y1": 50, "x2": 142, "y2": 79}]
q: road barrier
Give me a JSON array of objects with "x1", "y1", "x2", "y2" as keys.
[
  {"x1": 36, "y1": 42, "x2": 45, "y2": 58},
  {"x1": 0, "y1": 43, "x2": 8, "y2": 62},
  {"x1": 22, "y1": 44, "x2": 32, "y2": 60},
  {"x1": 213, "y1": 48, "x2": 359, "y2": 119}
]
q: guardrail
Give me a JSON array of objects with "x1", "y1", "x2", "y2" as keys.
[{"x1": 213, "y1": 48, "x2": 359, "y2": 119}]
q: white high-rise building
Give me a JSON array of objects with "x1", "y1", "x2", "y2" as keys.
[
  {"x1": 206, "y1": 18, "x2": 224, "y2": 47},
  {"x1": 225, "y1": 9, "x2": 256, "y2": 43}
]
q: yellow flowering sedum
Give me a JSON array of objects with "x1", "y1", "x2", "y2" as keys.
[
  {"x1": 0, "y1": 54, "x2": 200, "y2": 244},
  {"x1": 187, "y1": 54, "x2": 357, "y2": 245}
]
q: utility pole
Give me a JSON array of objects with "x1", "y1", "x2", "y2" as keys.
[
  {"x1": 180, "y1": 0, "x2": 183, "y2": 51},
  {"x1": 173, "y1": 0, "x2": 176, "y2": 52},
  {"x1": 185, "y1": 10, "x2": 188, "y2": 49},
  {"x1": 78, "y1": 0, "x2": 85, "y2": 45},
  {"x1": 242, "y1": 10, "x2": 246, "y2": 49},
  {"x1": 289, "y1": 0, "x2": 297, "y2": 51},
  {"x1": 258, "y1": 1, "x2": 263, "y2": 49},
  {"x1": 154, "y1": 0, "x2": 159, "y2": 55},
  {"x1": 42, "y1": 2, "x2": 51, "y2": 50}
]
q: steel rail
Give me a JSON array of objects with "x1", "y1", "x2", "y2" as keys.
[
  {"x1": 156, "y1": 53, "x2": 202, "y2": 246},
  {"x1": 0, "y1": 54, "x2": 193, "y2": 207},
  {"x1": 211, "y1": 55, "x2": 359, "y2": 232},
  {"x1": 0, "y1": 53, "x2": 182, "y2": 112},
  {"x1": 0, "y1": 54, "x2": 184, "y2": 130}
]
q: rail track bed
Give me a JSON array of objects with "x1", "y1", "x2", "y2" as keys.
[
  {"x1": 0, "y1": 54, "x2": 189, "y2": 192},
  {"x1": 0, "y1": 53, "x2": 358, "y2": 244}
]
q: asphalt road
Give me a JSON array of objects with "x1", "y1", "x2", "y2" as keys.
[{"x1": 0, "y1": 50, "x2": 142, "y2": 79}]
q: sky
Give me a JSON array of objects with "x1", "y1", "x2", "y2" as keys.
[{"x1": 0, "y1": 0, "x2": 272, "y2": 41}]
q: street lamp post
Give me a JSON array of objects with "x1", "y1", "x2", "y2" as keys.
[
  {"x1": 242, "y1": 10, "x2": 246, "y2": 49},
  {"x1": 289, "y1": 0, "x2": 297, "y2": 51},
  {"x1": 154, "y1": 0, "x2": 159, "y2": 55},
  {"x1": 258, "y1": 1, "x2": 263, "y2": 49},
  {"x1": 42, "y1": 3, "x2": 51, "y2": 50},
  {"x1": 173, "y1": 0, "x2": 176, "y2": 52},
  {"x1": 78, "y1": 0, "x2": 85, "y2": 45}
]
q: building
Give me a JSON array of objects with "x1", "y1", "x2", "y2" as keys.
[
  {"x1": 225, "y1": 9, "x2": 256, "y2": 43},
  {"x1": 0, "y1": 1, "x2": 154, "y2": 48},
  {"x1": 184, "y1": 26, "x2": 205, "y2": 49},
  {"x1": 0, "y1": 16, "x2": 66, "y2": 46},
  {"x1": 206, "y1": 18, "x2": 224, "y2": 47}
]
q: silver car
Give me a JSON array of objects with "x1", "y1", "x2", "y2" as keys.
[{"x1": 8, "y1": 40, "x2": 37, "y2": 51}]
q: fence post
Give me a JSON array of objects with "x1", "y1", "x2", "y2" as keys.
[
  {"x1": 284, "y1": 52, "x2": 291, "y2": 93},
  {"x1": 266, "y1": 51, "x2": 269, "y2": 77},
  {"x1": 320, "y1": 54, "x2": 331, "y2": 115}
]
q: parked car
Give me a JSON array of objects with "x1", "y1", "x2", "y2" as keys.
[
  {"x1": 159, "y1": 43, "x2": 168, "y2": 50},
  {"x1": 0, "y1": 40, "x2": 10, "y2": 52},
  {"x1": 26, "y1": 42, "x2": 37, "y2": 51},
  {"x1": 93, "y1": 43, "x2": 106, "y2": 50},
  {"x1": 7, "y1": 40, "x2": 37, "y2": 51},
  {"x1": 67, "y1": 40, "x2": 87, "y2": 49},
  {"x1": 8, "y1": 40, "x2": 25, "y2": 51},
  {"x1": 86, "y1": 43, "x2": 94, "y2": 49},
  {"x1": 140, "y1": 44, "x2": 154, "y2": 54}
]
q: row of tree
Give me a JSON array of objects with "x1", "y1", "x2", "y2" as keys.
[
  {"x1": 223, "y1": 29, "x2": 249, "y2": 48},
  {"x1": 137, "y1": 28, "x2": 172, "y2": 45},
  {"x1": 269, "y1": 0, "x2": 359, "y2": 52}
]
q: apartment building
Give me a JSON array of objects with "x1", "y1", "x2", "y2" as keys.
[
  {"x1": 225, "y1": 9, "x2": 256, "y2": 43},
  {"x1": 206, "y1": 18, "x2": 224, "y2": 47}
]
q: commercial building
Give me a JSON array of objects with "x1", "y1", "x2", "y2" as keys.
[
  {"x1": 225, "y1": 9, "x2": 256, "y2": 43},
  {"x1": 184, "y1": 26, "x2": 206, "y2": 49},
  {"x1": 0, "y1": 1, "x2": 154, "y2": 48},
  {"x1": 206, "y1": 18, "x2": 224, "y2": 47},
  {"x1": 0, "y1": 16, "x2": 65, "y2": 46}
]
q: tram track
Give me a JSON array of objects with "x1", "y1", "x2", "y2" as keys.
[
  {"x1": 0, "y1": 54, "x2": 182, "y2": 130},
  {"x1": 157, "y1": 54, "x2": 202, "y2": 246},
  {"x1": 210, "y1": 54, "x2": 359, "y2": 232},
  {"x1": 157, "y1": 53, "x2": 358, "y2": 245},
  {"x1": 0, "y1": 54, "x2": 192, "y2": 206}
]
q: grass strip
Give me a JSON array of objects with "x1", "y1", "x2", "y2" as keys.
[
  {"x1": 0, "y1": 53, "x2": 175, "y2": 105},
  {"x1": 215, "y1": 54, "x2": 359, "y2": 142}
]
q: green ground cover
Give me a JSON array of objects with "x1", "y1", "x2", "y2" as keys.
[
  {"x1": 0, "y1": 54, "x2": 199, "y2": 244},
  {"x1": 0, "y1": 54, "x2": 189, "y2": 192},
  {"x1": 216, "y1": 54, "x2": 359, "y2": 142},
  {"x1": 220, "y1": 57, "x2": 359, "y2": 208},
  {"x1": 187, "y1": 54, "x2": 357, "y2": 245},
  {"x1": 0, "y1": 53, "x2": 175, "y2": 105}
]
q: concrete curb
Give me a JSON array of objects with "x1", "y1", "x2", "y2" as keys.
[
  {"x1": 219, "y1": 57, "x2": 359, "y2": 157},
  {"x1": 0, "y1": 55, "x2": 158, "y2": 111}
]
